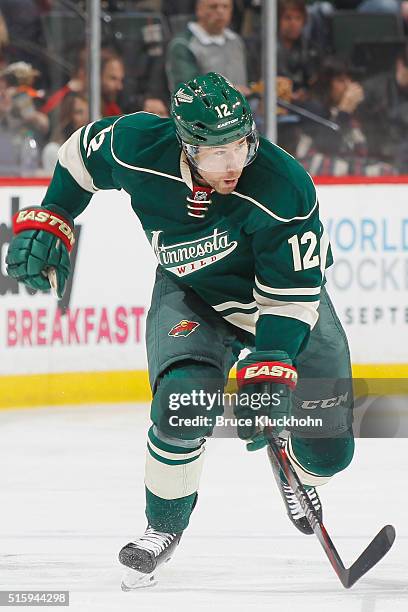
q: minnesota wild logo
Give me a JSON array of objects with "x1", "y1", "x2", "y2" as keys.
[
  {"x1": 174, "y1": 88, "x2": 194, "y2": 105},
  {"x1": 151, "y1": 228, "x2": 238, "y2": 277},
  {"x1": 168, "y1": 320, "x2": 200, "y2": 337}
]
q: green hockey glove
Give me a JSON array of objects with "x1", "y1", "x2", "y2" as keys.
[
  {"x1": 235, "y1": 350, "x2": 298, "y2": 451},
  {"x1": 6, "y1": 205, "x2": 75, "y2": 299}
]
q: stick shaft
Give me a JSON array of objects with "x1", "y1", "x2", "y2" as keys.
[{"x1": 265, "y1": 431, "x2": 348, "y2": 585}]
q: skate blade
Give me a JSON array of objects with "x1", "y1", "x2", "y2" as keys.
[{"x1": 121, "y1": 568, "x2": 157, "y2": 591}]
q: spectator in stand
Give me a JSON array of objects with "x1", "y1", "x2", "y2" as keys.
[
  {"x1": 162, "y1": 0, "x2": 258, "y2": 33},
  {"x1": 357, "y1": 44, "x2": 408, "y2": 173},
  {"x1": 111, "y1": 4, "x2": 170, "y2": 117},
  {"x1": 230, "y1": 0, "x2": 261, "y2": 36},
  {"x1": 0, "y1": 73, "x2": 20, "y2": 172},
  {"x1": 166, "y1": 0, "x2": 250, "y2": 94},
  {"x1": 41, "y1": 47, "x2": 123, "y2": 134},
  {"x1": 277, "y1": 0, "x2": 321, "y2": 103},
  {"x1": 237, "y1": 0, "x2": 262, "y2": 83},
  {"x1": 296, "y1": 57, "x2": 395, "y2": 175},
  {"x1": 0, "y1": 61, "x2": 49, "y2": 174},
  {"x1": 0, "y1": 61, "x2": 48, "y2": 134},
  {"x1": 42, "y1": 44, "x2": 168, "y2": 125},
  {"x1": 0, "y1": 0, "x2": 53, "y2": 88},
  {"x1": 0, "y1": 10, "x2": 8, "y2": 70},
  {"x1": 42, "y1": 92, "x2": 89, "y2": 174},
  {"x1": 249, "y1": 0, "x2": 320, "y2": 138},
  {"x1": 100, "y1": 50, "x2": 124, "y2": 116},
  {"x1": 40, "y1": 45, "x2": 87, "y2": 130}
]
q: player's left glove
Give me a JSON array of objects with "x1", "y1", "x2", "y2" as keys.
[{"x1": 234, "y1": 350, "x2": 298, "y2": 451}]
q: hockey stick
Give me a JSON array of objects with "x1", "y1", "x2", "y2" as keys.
[
  {"x1": 45, "y1": 239, "x2": 61, "y2": 299},
  {"x1": 264, "y1": 427, "x2": 396, "y2": 588},
  {"x1": 46, "y1": 267, "x2": 59, "y2": 299},
  {"x1": 277, "y1": 98, "x2": 341, "y2": 132}
]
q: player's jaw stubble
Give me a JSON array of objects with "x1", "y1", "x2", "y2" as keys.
[{"x1": 197, "y1": 170, "x2": 242, "y2": 195}]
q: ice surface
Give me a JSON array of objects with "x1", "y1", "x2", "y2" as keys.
[{"x1": 0, "y1": 404, "x2": 407, "y2": 612}]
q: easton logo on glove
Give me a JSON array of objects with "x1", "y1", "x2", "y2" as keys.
[
  {"x1": 238, "y1": 361, "x2": 298, "y2": 388},
  {"x1": 13, "y1": 208, "x2": 75, "y2": 252}
]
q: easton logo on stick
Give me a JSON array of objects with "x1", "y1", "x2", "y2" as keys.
[{"x1": 168, "y1": 320, "x2": 200, "y2": 337}]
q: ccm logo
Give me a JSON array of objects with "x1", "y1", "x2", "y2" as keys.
[
  {"x1": 301, "y1": 393, "x2": 349, "y2": 409},
  {"x1": 244, "y1": 364, "x2": 298, "y2": 383}
]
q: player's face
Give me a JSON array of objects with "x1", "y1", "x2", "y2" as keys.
[{"x1": 195, "y1": 138, "x2": 248, "y2": 194}]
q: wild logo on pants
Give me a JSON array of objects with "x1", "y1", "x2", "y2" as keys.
[{"x1": 168, "y1": 320, "x2": 200, "y2": 337}]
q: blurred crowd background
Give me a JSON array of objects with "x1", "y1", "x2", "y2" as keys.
[{"x1": 0, "y1": 0, "x2": 407, "y2": 177}]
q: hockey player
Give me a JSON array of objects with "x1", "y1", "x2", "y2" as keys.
[{"x1": 6, "y1": 73, "x2": 354, "y2": 589}]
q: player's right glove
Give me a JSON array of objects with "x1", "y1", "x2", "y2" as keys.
[
  {"x1": 6, "y1": 205, "x2": 75, "y2": 298},
  {"x1": 234, "y1": 350, "x2": 298, "y2": 451}
]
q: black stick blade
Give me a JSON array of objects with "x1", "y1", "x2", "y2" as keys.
[
  {"x1": 265, "y1": 430, "x2": 396, "y2": 589},
  {"x1": 344, "y1": 524, "x2": 396, "y2": 588}
]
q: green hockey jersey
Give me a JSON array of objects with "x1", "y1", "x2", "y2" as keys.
[{"x1": 42, "y1": 112, "x2": 332, "y2": 359}]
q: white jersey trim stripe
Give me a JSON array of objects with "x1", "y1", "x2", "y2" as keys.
[
  {"x1": 213, "y1": 300, "x2": 257, "y2": 312},
  {"x1": 82, "y1": 122, "x2": 94, "y2": 151},
  {"x1": 147, "y1": 438, "x2": 204, "y2": 462},
  {"x1": 222, "y1": 311, "x2": 257, "y2": 334},
  {"x1": 254, "y1": 289, "x2": 319, "y2": 309},
  {"x1": 58, "y1": 127, "x2": 98, "y2": 194},
  {"x1": 257, "y1": 302, "x2": 319, "y2": 328},
  {"x1": 220, "y1": 299, "x2": 320, "y2": 332},
  {"x1": 255, "y1": 276, "x2": 321, "y2": 296},
  {"x1": 320, "y1": 227, "x2": 330, "y2": 277},
  {"x1": 231, "y1": 191, "x2": 318, "y2": 223},
  {"x1": 255, "y1": 290, "x2": 319, "y2": 328}
]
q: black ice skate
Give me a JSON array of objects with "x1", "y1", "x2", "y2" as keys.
[
  {"x1": 269, "y1": 441, "x2": 323, "y2": 535},
  {"x1": 119, "y1": 525, "x2": 183, "y2": 590}
]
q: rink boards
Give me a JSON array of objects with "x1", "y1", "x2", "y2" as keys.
[{"x1": 1, "y1": 177, "x2": 408, "y2": 407}]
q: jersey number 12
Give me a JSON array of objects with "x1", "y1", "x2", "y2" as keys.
[{"x1": 288, "y1": 232, "x2": 320, "y2": 271}]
